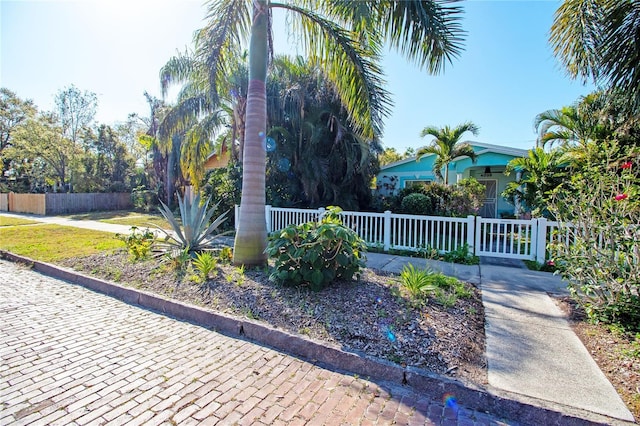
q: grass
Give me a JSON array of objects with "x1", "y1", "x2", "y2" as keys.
[
  {"x1": 0, "y1": 216, "x2": 41, "y2": 227},
  {"x1": 63, "y1": 210, "x2": 174, "y2": 229},
  {"x1": 0, "y1": 224, "x2": 124, "y2": 262}
]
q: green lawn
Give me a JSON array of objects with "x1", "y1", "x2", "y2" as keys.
[
  {"x1": 63, "y1": 210, "x2": 174, "y2": 229},
  {"x1": 0, "y1": 216, "x2": 41, "y2": 227},
  {"x1": 0, "y1": 224, "x2": 124, "y2": 262}
]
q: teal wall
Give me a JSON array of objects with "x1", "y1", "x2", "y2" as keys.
[{"x1": 376, "y1": 147, "x2": 524, "y2": 217}]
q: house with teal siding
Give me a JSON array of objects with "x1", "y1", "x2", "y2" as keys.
[{"x1": 376, "y1": 142, "x2": 528, "y2": 218}]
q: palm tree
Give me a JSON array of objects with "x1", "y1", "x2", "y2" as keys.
[
  {"x1": 503, "y1": 147, "x2": 566, "y2": 218},
  {"x1": 416, "y1": 122, "x2": 478, "y2": 185},
  {"x1": 199, "y1": 0, "x2": 466, "y2": 266},
  {"x1": 550, "y1": 0, "x2": 640, "y2": 108},
  {"x1": 533, "y1": 93, "x2": 612, "y2": 148},
  {"x1": 158, "y1": 49, "x2": 248, "y2": 189},
  {"x1": 267, "y1": 55, "x2": 382, "y2": 210}
]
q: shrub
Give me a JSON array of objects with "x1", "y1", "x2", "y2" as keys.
[
  {"x1": 394, "y1": 179, "x2": 484, "y2": 217},
  {"x1": 400, "y1": 193, "x2": 434, "y2": 215},
  {"x1": 116, "y1": 226, "x2": 155, "y2": 261},
  {"x1": 200, "y1": 164, "x2": 242, "y2": 232},
  {"x1": 548, "y1": 141, "x2": 639, "y2": 331},
  {"x1": 131, "y1": 186, "x2": 160, "y2": 213},
  {"x1": 449, "y1": 177, "x2": 485, "y2": 216},
  {"x1": 266, "y1": 206, "x2": 367, "y2": 291},
  {"x1": 442, "y1": 243, "x2": 479, "y2": 265}
]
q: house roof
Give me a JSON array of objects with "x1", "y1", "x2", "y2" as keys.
[{"x1": 380, "y1": 141, "x2": 528, "y2": 170}]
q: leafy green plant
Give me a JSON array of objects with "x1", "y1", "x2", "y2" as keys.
[
  {"x1": 266, "y1": 206, "x2": 367, "y2": 291},
  {"x1": 442, "y1": 243, "x2": 479, "y2": 265},
  {"x1": 192, "y1": 251, "x2": 218, "y2": 280},
  {"x1": 115, "y1": 226, "x2": 155, "y2": 261},
  {"x1": 400, "y1": 264, "x2": 437, "y2": 301},
  {"x1": 399, "y1": 264, "x2": 471, "y2": 307},
  {"x1": 154, "y1": 193, "x2": 229, "y2": 256}
]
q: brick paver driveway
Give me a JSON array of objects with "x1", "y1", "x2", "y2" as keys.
[{"x1": 0, "y1": 260, "x2": 507, "y2": 425}]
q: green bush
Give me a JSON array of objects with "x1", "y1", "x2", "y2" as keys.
[
  {"x1": 266, "y1": 206, "x2": 367, "y2": 291},
  {"x1": 116, "y1": 226, "x2": 155, "y2": 261},
  {"x1": 131, "y1": 186, "x2": 160, "y2": 213},
  {"x1": 394, "y1": 179, "x2": 484, "y2": 217},
  {"x1": 400, "y1": 193, "x2": 434, "y2": 215},
  {"x1": 548, "y1": 141, "x2": 639, "y2": 331}
]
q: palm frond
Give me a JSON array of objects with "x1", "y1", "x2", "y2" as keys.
[
  {"x1": 160, "y1": 49, "x2": 200, "y2": 98},
  {"x1": 271, "y1": 2, "x2": 392, "y2": 140},
  {"x1": 196, "y1": 0, "x2": 252, "y2": 106},
  {"x1": 377, "y1": 0, "x2": 466, "y2": 74}
]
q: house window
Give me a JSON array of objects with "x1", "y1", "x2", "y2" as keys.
[{"x1": 404, "y1": 180, "x2": 431, "y2": 189}]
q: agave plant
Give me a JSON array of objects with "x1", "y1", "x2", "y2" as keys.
[{"x1": 154, "y1": 193, "x2": 229, "y2": 255}]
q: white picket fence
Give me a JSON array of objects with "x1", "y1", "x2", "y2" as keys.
[{"x1": 235, "y1": 205, "x2": 572, "y2": 263}]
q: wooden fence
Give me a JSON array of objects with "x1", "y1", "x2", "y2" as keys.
[{"x1": 0, "y1": 193, "x2": 132, "y2": 215}]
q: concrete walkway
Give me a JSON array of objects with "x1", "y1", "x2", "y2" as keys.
[
  {"x1": 367, "y1": 253, "x2": 634, "y2": 423},
  {"x1": 0, "y1": 211, "x2": 636, "y2": 423}
]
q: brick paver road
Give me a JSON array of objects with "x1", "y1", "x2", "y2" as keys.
[{"x1": 0, "y1": 260, "x2": 510, "y2": 425}]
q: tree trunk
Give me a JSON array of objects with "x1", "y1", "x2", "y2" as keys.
[{"x1": 233, "y1": 0, "x2": 269, "y2": 266}]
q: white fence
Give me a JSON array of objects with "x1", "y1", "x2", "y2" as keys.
[{"x1": 235, "y1": 205, "x2": 574, "y2": 263}]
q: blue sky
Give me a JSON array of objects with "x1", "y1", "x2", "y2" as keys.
[{"x1": 1, "y1": 0, "x2": 594, "y2": 152}]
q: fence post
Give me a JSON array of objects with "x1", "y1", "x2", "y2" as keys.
[
  {"x1": 535, "y1": 217, "x2": 547, "y2": 264},
  {"x1": 383, "y1": 210, "x2": 391, "y2": 251},
  {"x1": 474, "y1": 216, "x2": 483, "y2": 256},
  {"x1": 265, "y1": 205, "x2": 272, "y2": 233},
  {"x1": 234, "y1": 205, "x2": 239, "y2": 230},
  {"x1": 466, "y1": 215, "x2": 476, "y2": 254}
]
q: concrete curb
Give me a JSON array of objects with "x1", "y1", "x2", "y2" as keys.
[{"x1": 1, "y1": 251, "x2": 633, "y2": 426}]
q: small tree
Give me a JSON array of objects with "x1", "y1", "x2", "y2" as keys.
[{"x1": 548, "y1": 141, "x2": 639, "y2": 331}]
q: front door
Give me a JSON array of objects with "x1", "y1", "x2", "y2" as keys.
[{"x1": 477, "y1": 179, "x2": 497, "y2": 218}]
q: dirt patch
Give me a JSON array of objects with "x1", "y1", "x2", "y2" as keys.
[
  {"x1": 60, "y1": 251, "x2": 487, "y2": 385},
  {"x1": 555, "y1": 297, "x2": 640, "y2": 420}
]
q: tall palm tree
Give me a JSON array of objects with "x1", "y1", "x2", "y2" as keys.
[
  {"x1": 200, "y1": 0, "x2": 465, "y2": 266},
  {"x1": 550, "y1": 0, "x2": 640, "y2": 108},
  {"x1": 416, "y1": 121, "x2": 478, "y2": 185}
]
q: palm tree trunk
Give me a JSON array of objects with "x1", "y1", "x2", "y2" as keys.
[{"x1": 233, "y1": 0, "x2": 269, "y2": 266}]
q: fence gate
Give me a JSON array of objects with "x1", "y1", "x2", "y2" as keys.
[{"x1": 474, "y1": 217, "x2": 537, "y2": 260}]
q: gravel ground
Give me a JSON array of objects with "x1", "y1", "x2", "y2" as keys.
[{"x1": 60, "y1": 251, "x2": 487, "y2": 386}]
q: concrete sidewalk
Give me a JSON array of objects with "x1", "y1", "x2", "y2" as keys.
[
  {"x1": 367, "y1": 253, "x2": 634, "y2": 423},
  {"x1": 1, "y1": 211, "x2": 636, "y2": 423}
]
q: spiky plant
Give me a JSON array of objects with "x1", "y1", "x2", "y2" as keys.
[{"x1": 154, "y1": 193, "x2": 229, "y2": 255}]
